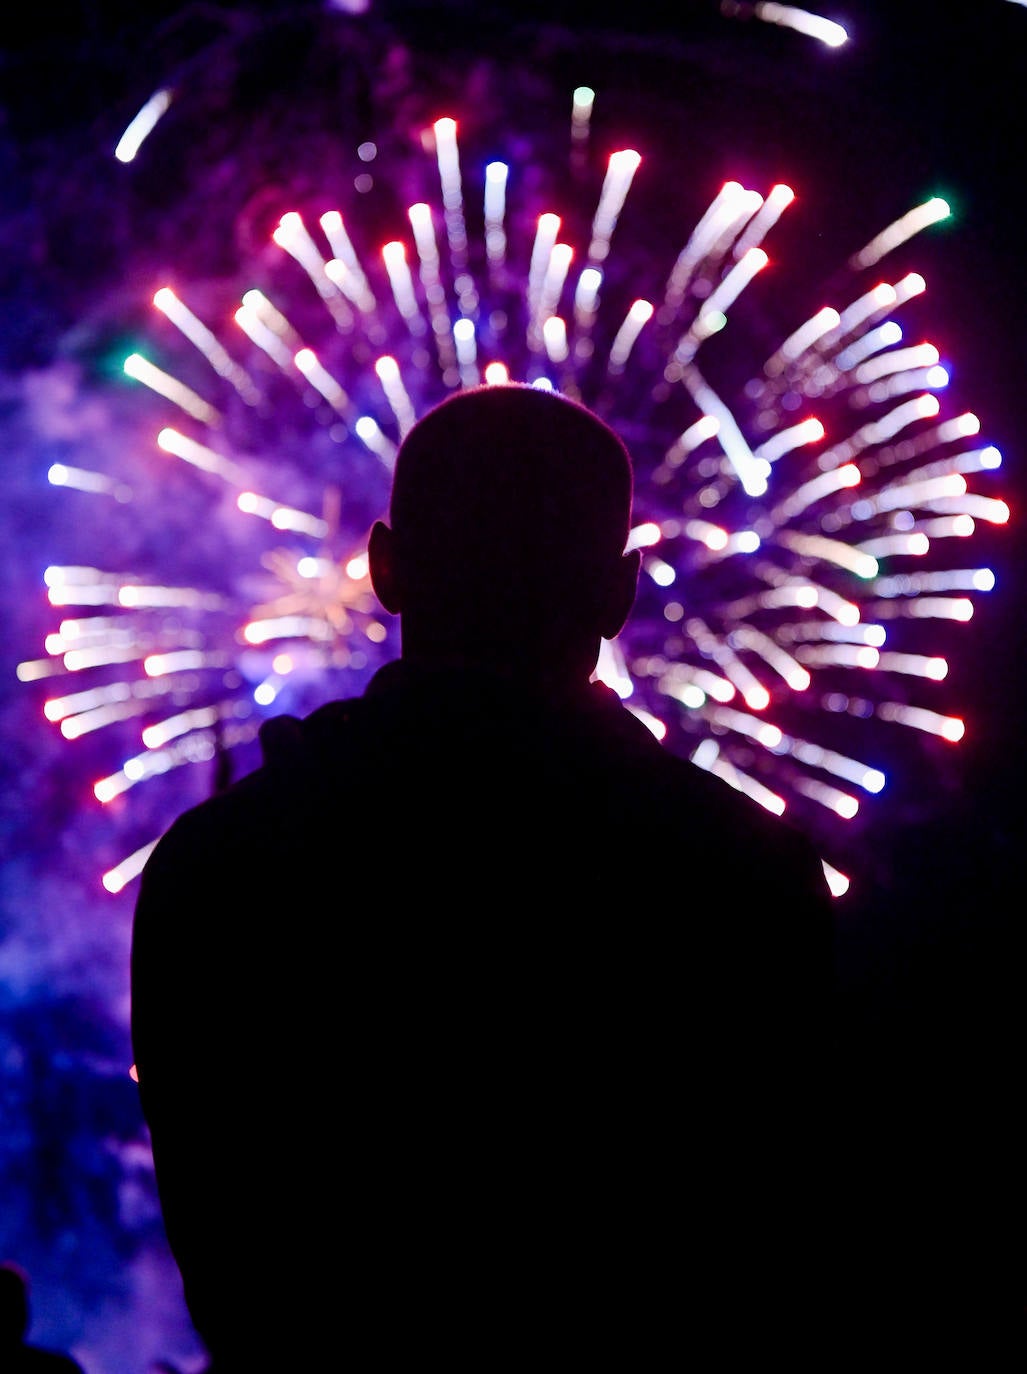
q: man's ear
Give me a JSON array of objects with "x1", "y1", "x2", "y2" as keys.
[
  {"x1": 368, "y1": 520, "x2": 404, "y2": 614},
  {"x1": 597, "y1": 548, "x2": 640, "y2": 641}
]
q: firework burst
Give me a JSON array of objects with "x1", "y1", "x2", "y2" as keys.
[{"x1": 16, "y1": 31, "x2": 1010, "y2": 902}]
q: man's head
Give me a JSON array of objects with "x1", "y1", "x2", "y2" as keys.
[{"x1": 368, "y1": 383, "x2": 639, "y2": 684}]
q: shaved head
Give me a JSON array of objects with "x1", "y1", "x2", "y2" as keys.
[{"x1": 370, "y1": 384, "x2": 638, "y2": 680}]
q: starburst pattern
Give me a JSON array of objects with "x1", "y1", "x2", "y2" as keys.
[{"x1": 16, "y1": 54, "x2": 1009, "y2": 901}]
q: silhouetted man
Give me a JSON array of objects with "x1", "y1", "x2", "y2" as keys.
[
  {"x1": 132, "y1": 383, "x2": 834, "y2": 1368},
  {"x1": 0, "y1": 1264, "x2": 84, "y2": 1373}
]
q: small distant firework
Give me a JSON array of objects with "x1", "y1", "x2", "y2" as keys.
[{"x1": 20, "y1": 85, "x2": 1008, "y2": 900}]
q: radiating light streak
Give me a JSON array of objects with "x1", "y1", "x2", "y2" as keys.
[
  {"x1": 143, "y1": 651, "x2": 226, "y2": 676},
  {"x1": 855, "y1": 532, "x2": 930, "y2": 558},
  {"x1": 733, "y1": 183, "x2": 794, "y2": 259},
  {"x1": 877, "y1": 703, "x2": 965, "y2": 741},
  {"x1": 709, "y1": 705, "x2": 784, "y2": 750},
  {"x1": 294, "y1": 348, "x2": 351, "y2": 417},
  {"x1": 319, "y1": 211, "x2": 375, "y2": 310},
  {"x1": 683, "y1": 519, "x2": 729, "y2": 551},
  {"x1": 754, "y1": 3, "x2": 848, "y2": 47},
  {"x1": 45, "y1": 682, "x2": 132, "y2": 721},
  {"x1": 240, "y1": 289, "x2": 304, "y2": 348},
  {"x1": 854, "y1": 342, "x2": 940, "y2": 385},
  {"x1": 863, "y1": 364, "x2": 949, "y2": 404},
  {"x1": 777, "y1": 620, "x2": 886, "y2": 646},
  {"x1": 433, "y1": 117, "x2": 470, "y2": 277},
  {"x1": 242, "y1": 615, "x2": 335, "y2": 645},
  {"x1": 375, "y1": 355, "x2": 418, "y2": 434},
  {"x1": 102, "y1": 841, "x2": 159, "y2": 894},
  {"x1": 916, "y1": 494, "x2": 1010, "y2": 524},
  {"x1": 152, "y1": 287, "x2": 260, "y2": 404},
  {"x1": 527, "y1": 214, "x2": 561, "y2": 323},
  {"x1": 916, "y1": 515, "x2": 976, "y2": 539},
  {"x1": 451, "y1": 318, "x2": 479, "y2": 387},
  {"x1": 234, "y1": 303, "x2": 295, "y2": 369},
  {"x1": 788, "y1": 738, "x2": 886, "y2": 793},
  {"x1": 871, "y1": 597, "x2": 974, "y2": 622},
  {"x1": 17, "y1": 658, "x2": 66, "y2": 682},
  {"x1": 764, "y1": 306, "x2": 840, "y2": 376},
  {"x1": 117, "y1": 584, "x2": 223, "y2": 609},
  {"x1": 769, "y1": 462, "x2": 860, "y2": 524},
  {"x1": 483, "y1": 161, "x2": 509, "y2": 268},
  {"x1": 678, "y1": 367, "x2": 767, "y2": 496},
  {"x1": 687, "y1": 618, "x2": 771, "y2": 709},
  {"x1": 535, "y1": 243, "x2": 574, "y2": 334},
  {"x1": 663, "y1": 182, "x2": 747, "y2": 315},
  {"x1": 850, "y1": 197, "x2": 951, "y2": 270},
  {"x1": 834, "y1": 320, "x2": 904, "y2": 371},
  {"x1": 588, "y1": 148, "x2": 641, "y2": 264},
  {"x1": 47, "y1": 464, "x2": 128, "y2": 499},
  {"x1": 690, "y1": 739, "x2": 786, "y2": 815},
  {"x1": 818, "y1": 394, "x2": 941, "y2": 468},
  {"x1": 754, "y1": 416, "x2": 825, "y2": 464},
  {"x1": 142, "y1": 705, "x2": 224, "y2": 750},
  {"x1": 354, "y1": 415, "x2": 399, "y2": 465},
  {"x1": 794, "y1": 777, "x2": 859, "y2": 819},
  {"x1": 123, "y1": 353, "x2": 221, "y2": 426},
  {"x1": 156, "y1": 428, "x2": 246, "y2": 484},
  {"x1": 542, "y1": 316, "x2": 569, "y2": 363},
  {"x1": 274, "y1": 212, "x2": 353, "y2": 329},
  {"x1": 381, "y1": 241, "x2": 422, "y2": 329},
  {"x1": 60, "y1": 698, "x2": 152, "y2": 739},
  {"x1": 114, "y1": 88, "x2": 173, "y2": 163},
  {"x1": 695, "y1": 248, "x2": 768, "y2": 336},
  {"x1": 236, "y1": 491, "x2": 328, "y2": 539},
  {"x1": 804, "y1": 584, "x2": 860, "y2": 626},
  {"x1": 876, "y1": 652, "x2": 948, "y2": 680},
  {"x1": 822, "y1": 862, "x2": 850, "y2": 898},
  {"x1": 570, "y1": 86, "x2": 595, "y2": 144},
  {"x1": 607, "y1": 299, "x2": 653, "y2": 373},
  {"x1": 873, "y1": 568, "x2": 994, "y2": 595},
  {"x1": 793, "y1": 644, "x2": 880, "y2": 669},
  {"x1": 731, "y1": 626, "x2": 811, "y2": 690}
]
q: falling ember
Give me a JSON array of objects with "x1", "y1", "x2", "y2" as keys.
[{"x1": 24, "y1": 88, "x2": 1009, "y2": 899}]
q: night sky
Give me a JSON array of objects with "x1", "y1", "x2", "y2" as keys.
[{"x1": 2, "y1": 3, "x2": 1023, "y2": 1367}]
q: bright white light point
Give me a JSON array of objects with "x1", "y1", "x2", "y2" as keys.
[
  {"x1": 255, "y1": 683, "x2": 277, "y2": 706},
  {"x1": 114, "y1": 88, "x2": 172, "y2": 163},
  {"x1": 48, "y1": 465, "x2": 68, "y2": 485},
  {"x1": 272, "y1": 654, "x2": 293, "y2": 674},
  {"x1": 486, "y1": 161, "x2": 508, "y2": 183},
  {"x1": 980, "y1": 446, "x2": 1002, "y2": 469},
  {"x1": 453, "y1": 318, "x2": 475, "y2": 342},
  {"x1": 926, "y1": 365, "x2": 949, "y2": 388},
  {"x1": 375, "y1": 355, "x2": 399, "y2": 381},
  {"x1": 972, "y1": 569, "x2": 996, "y2": 591},
  {"x1": 626, "y1": 522, "x2": 661, "y2": 551},
  {"x1": 346, "y1": 556, "x2": 368, "y2": 580},
  {"x1": 863, "y1": 769, "x2": 886, "y2": 793},
  {"x1": 484, "y1": 362, "x2": 510, "y2": 385},
  {"x1": 297, "y1": 557, "x2": 320, "y2": 578},
  {"x1": 955, "y1": 413, "x2": 981, "y2": 436},
  {"x1": 744, "y1": 686, "x2": 771, "y2": 711},
  {"x1": 294, "y1": 348, "x2": 316, "y2": 372},
  {"x1": 238, "y1": 492, "x2": 260, "y2": 513},
  {"x1": 822, "y1": 862, "x2": 850, "y2": 898},
  {"x1": 943, "y1": 718, "x2": 966, "y2": 742},
  {"x1": 355, "y1": 417, "x2": 378, "y2": 441},
  {"x1": 736, "y1": 531, "x2": 761, "y2": 553},
  {"x1": 572, "y1": 86, "x2": 595, "y2": 111},
  {"x1": 926, "y1": 658, "x2": 948, "y2": 680}
]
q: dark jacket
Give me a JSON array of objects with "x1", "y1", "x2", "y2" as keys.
[{"x1": 132, "y1": 662, "x2": 835, "y2": 1366}]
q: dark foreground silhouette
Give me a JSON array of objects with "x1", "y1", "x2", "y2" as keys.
[
  {"x1": 132, "y1": 384, "x2": 834, "y2": 1367},
  {"x1": 0, "y1": 1263, "x2": 84, "y2": 1373}
]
